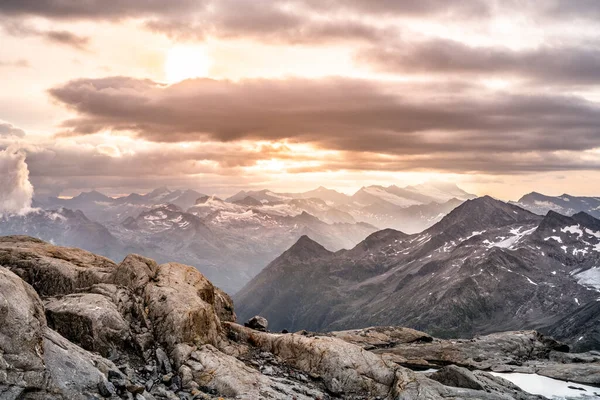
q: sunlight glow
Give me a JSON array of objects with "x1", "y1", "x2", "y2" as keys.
[{"x1": 165, "y1": 46, "x2": 211, "y2": 83}]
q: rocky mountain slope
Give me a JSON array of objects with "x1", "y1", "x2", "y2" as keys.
[
  {"x1": 515, "y1": 192, "x2": 600, "y2": 219},
  {"x1": 2, "y1": 235, "x2": 599, "y2": 400},
  {"x1": 111, "y1": 202, "x2": 377, "y2": 293},
  {"x1": 37, "y1": 188, "x2": 206, "y2": 224},
  {"x1": 235, "y1": 197, "x2": 600, "y2": 352}
]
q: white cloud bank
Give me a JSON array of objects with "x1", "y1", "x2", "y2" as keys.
[{"x1": 0, "y1": 148, "x2": 34, "y2": 215}]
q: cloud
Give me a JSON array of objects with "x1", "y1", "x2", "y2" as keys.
[
  {"x1": 1, "y1": 20, "x2": 90, "y2": 50},
  {"x1": 0, "y1": 0, "x2": 483, "y2": 46},
  {"x1": 17, "y1": 138, "x2": 304, "y2": 197},
  {"x1": 43, "y1": 30, "x2": 90, "y2": 50},
  {"x1": 356, "y1": 39, "x2": 600, "y2": 86},
  {"x1": 0, "y1": 148, "x2": 34, "y2": 215},
  {"x1": 0, "y1": 0, "x2": 203, "y2": 19},
  {"x1": 48, "y1": 76, "x2": 600, "y2": 160},
  {"x1": 0, "y1": 0, "x2": 487, "y2": 20},
  {"x1": 0, "y1": 59, "x2": 30, "y2": 68},
  {"x1": 0, "y1": 122, "x2": 26, "y2": 138}
]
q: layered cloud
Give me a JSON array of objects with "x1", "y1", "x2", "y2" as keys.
[
  {"x1": 356, "y1": 40, "x2": 600, "y2": 86},
  {"x1": 3, "y1": 0, "x2": 600, "y2": 198},
  {"x1": 48, "y1": 76, "x2": 600, "y2": 174}
]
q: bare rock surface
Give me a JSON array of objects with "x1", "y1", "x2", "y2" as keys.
[
  {"x1": 1, "y1": 236, "x2": 599, "y2": 400},
  {"x1": 144, "y1": 262, "x2": 222, "y2": 352},
  {"x1": 329, "y1": 326, "x2": 433, "y2": 350},
  {"x1": 0, "y1": 235, "x2": 116, "y2": 296},
  {"x1": 44, "y1": 292, "x2": 131, "y2": 356}
]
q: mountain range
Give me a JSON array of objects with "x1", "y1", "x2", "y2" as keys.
[
  {"x1": 10, "y1": 182, "x2": 475, "y2": 292},
  {"x1": 12, "y1": 185, "x2": 600, "y2": 298},
  {"x1": 515, "y1": 192, "x2": 600, "y2": 219},
  {"x1": 235, "y1": 196, "x2": 600, "y2": 352}
]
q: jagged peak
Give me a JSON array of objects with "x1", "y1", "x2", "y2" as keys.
[
  {"x1": 351, "y1": 228, "x2": 408, "y2": 252},
  {"x1": 429, "y1": 195, "x2": 538, "y2": 234},
  {"x1": 195, "y1": 195, "x2": 224, "y2": 205},
  {"x1": 283, "y1": 235, "x2": 332, "y2": 259}
]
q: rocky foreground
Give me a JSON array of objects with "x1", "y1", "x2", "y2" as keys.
[{"x1": 1, "y1": 236, "x2": 599, "y2": 399}]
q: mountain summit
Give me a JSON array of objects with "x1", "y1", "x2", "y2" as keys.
[{"x1": 236, "y1": 199, "x2": 600, "y2": 351}]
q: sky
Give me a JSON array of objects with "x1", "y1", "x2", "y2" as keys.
[{"x1": 1, "y1": 0, "x2": 600, "y2": 201}]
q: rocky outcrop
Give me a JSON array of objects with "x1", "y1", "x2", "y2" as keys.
[
  {"x1": 1, "y1": 236, "x2": 599, "y2": 400},
  {"x1": 144, "y1": 262, "x2": 222, "y2": 352},
  {"x1": 0, "y1": 265, "x2": 117, "y2": 399},
  {"x1": 0, "y1": 235, "x2": 116, "y2": 296},
  {"x1": 329, "y1": 326, "x2": 433, "y2": 350}
]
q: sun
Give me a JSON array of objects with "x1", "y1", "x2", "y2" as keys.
[{"x1": 165, "y1": 46, "x2": 211, "y2": 83}]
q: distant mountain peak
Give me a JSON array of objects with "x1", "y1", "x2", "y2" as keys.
[
  {"x1": 431, "y1": 195, "x2": 539, "y2": 234},
  {"x1": 74, "y1": 190, "x2": 110, "y2": 201},
  {"x1": 284, "y1": 235, "x2": 332, "y2": 259},
  {"x1": 147, "y1": 187, "x2": 171, "y2": 197}
]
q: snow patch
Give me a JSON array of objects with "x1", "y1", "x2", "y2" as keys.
[
  {"x1": 561, "y1": 225, "x2": 583, "y2": 238},
  {"x1": 544, "y1": 236, "x2": 562, "y2": 244},
  {"x1": 575, "y1": 267, "x2": 600, "y2": 292}
]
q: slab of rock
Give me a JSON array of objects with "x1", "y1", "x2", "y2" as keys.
[
  {"x1": 330, "y1": 326, "x2": 433, "y2": 350},
  {"x1": 430, "y1": 365, "x2": 485, "y2": 390},
  {"x1": 0, "y1": 266, "x2": 118, "y2": 399},
  {"x1": 0, "y1": 266, "x2": 48, "y2": 393},
  {"x1": 44, "y1": 292, "x2": 131, "y2": 356},
  {"x1": 376, "y1": 330, "x2": 568, "y2": 370},
  {"x1": 43, "y1": 327, "x2": 118, "y2": 398},
  {"x1": 225, "y1": 322, "x2": 397, "y2": 396},
  {"x1": 0, "y1": 236, "x2": 116, "y2": 296},
  {"x1": 185, "y1": 344, "x2": 327, "y2": 399}
]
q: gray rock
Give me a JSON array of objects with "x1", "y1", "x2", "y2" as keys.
[
  {"x1": 0, "y1": 236, "x2": 116, "y2": 296},
  {"x1": 245, "y1": 315, "x2": 268, "y2": 332},
  {"x1": 98, "y1": 379, "x2": 116, "y2": 397},
  {"x1": 430, "y1": 365, "x2": 484, "y2": 390},
  {"x1": 144, "y1": 263, "x2": 222, "y2": 352},
  {"x1": 156, "y1": 348, "x2": 173, "y2": 374},
  {"x1": 44, "y1": 292, "x2": 131, "y2": 356}
]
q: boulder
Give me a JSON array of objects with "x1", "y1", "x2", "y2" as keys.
[
  {"x1": 144, "y1": 262, "x2": 222, "y2": 353},
  {"x1": 44, "y1": 292, "x2": 131, "y2": 357},
  {"x1": 0, "y1": 266, "x2": 117, "y2": 399},
  {"x1": 244, "y1": 315, "x2": 268, "y2": 332},
  {"x1": 429, "y1": 365, "x2": 484, "y2": 390},
  {"x1": 110, "y1": 254, "x2": 159, "y2": 294},
  {"x1": 0, "y1": 266, "x2": 48, "y2": 394}
]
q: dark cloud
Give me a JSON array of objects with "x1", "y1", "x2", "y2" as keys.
[
  {"x1": 44, "y1": 30, "x2": 90, "y2": 50},
  {"x1": 0, "y1": 0, "x2": 203, "y2": 19},
  {"x1": 0, "y1": 122, "x2": 26, "y2": 137},
  {"x1": 356, "y1": 39, "x2": 600, "y2": 86},
  {"x1": 48, "y1": 76, "x2": 600, "y2": 172},
  {"x1": 0, "y1": 0, "x2": 484, "y2": 45},
  {"x1": 303, "y1": 0, "x2": 489, "y2": 17},
  {"x1": 15, "y1": 140, "x2": 297, "y2": 197},
  {"x1": 545, "y1": 0, "x2": 600, "y2": 20},
  {"x1": 1, "y1": 20, "x2": 90, "y2": 50}
]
